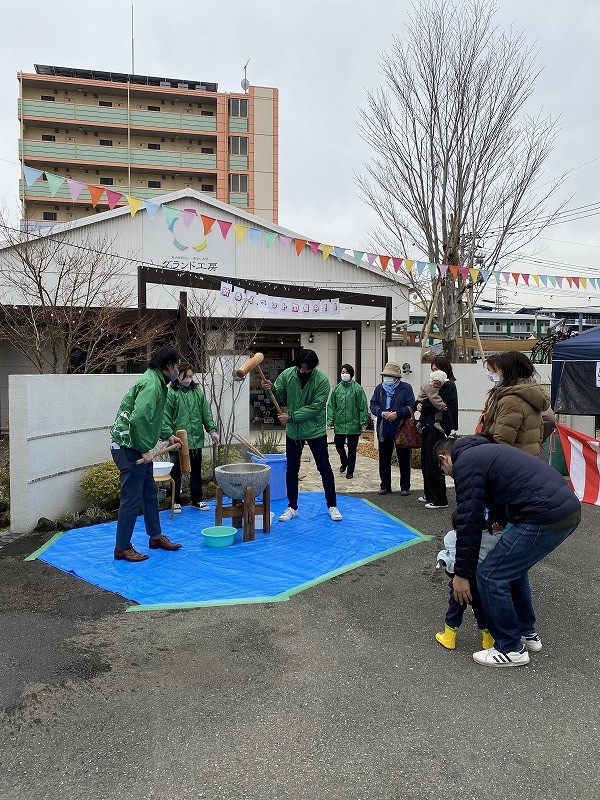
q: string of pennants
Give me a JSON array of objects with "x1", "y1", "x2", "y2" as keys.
[
  {"x1": 220, "y1": 281, "x2": 341, "y2": 316},
  {"x1": 22, "y1": 164, "x2": 599, "y2": 290}
]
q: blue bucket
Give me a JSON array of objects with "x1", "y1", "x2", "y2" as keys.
[
  {"x1": 201, "y1": 525, "x2": 237, "y2": 548},
  {"x1": 250, "y1": 453, "x2": 287, "y2": 501}
]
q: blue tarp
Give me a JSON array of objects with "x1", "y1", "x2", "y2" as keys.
[
  {"x1": 551, "y1": 327, "x2": 600, "y2": 412},
  {"x1": 32, "y1": 493, "x2": 425, "y2": 610}
]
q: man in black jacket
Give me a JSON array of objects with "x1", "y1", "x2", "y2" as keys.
[{"x1": 434, "y1": 436, "x2": 581, "y2": 667}]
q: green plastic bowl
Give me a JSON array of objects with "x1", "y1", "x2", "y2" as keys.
[{"x1": 201, "y1": 525, "x2": 237, "y2": 548}]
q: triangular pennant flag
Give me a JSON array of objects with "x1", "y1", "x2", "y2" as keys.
[
  {"x1": 548, "y1": 275, "x2": 557, "y2": 288},
  {"x1": 449, "y1": 266, "x2": 460, "y2": 280},
  {"x1": 218, "y1": 219, "x2": 232, "y2": 239},
  {"x1": 439, "y1": 264, "x2": 449, "y2": 278},
  {"x1": 366, "y1": 253, "x2": 378, "y2": 267},
  {"x1": 321, "y1": 244, "x2": 333, "y2": 261},
  {"x1": 556, "y1": 276, "x2": 564, "y2": 288},
  {"x1": 501, "y1": 272, "x2": 510, "y2": 284},
  {"x1": 428, "y1": 262, "x2": 438, "y2": 277},
  {"x1": 532, "y1": 274, "x2": 540, "y2": 286},
  {"x1": 248, "y1": 227, "x2": 262, "y2": 244},
  {"x1": 579, "y1": 277, "x2": 586, "y2": 289},
  {"x1": 333, "y1": 246, "x2": 345, "y2": 260},
  {"x1": 308, "y1": 241, "x2": 320, "y2": 256},
  {"x1": 233, "y1": 224, "x2": 248, "y2": 244},
  {"x1": 105, "y1": 189, "x2": 123, "y2": 210},
  {"x1": 522, "y1": 274, "x2": 530, "y2": 286},
  {"x1": 469, "y1": 268, "x2": 480, "y2": 283},
  {"x1": 415, "y1": 261, "x2": 427, "y2": 275},
  {"x1": 263, "y1": 230, "x2": 278, "y2": 248},
  {"x1": 295, "y1": 238, "x2": 307, "y2": 256},
  {"x1": 200, "y1": 215, "x2": 216, "y2": 235},
  {"x1": 87, "y1": 184, "x2": 105, "y2": 208},
  {"x1": 392, "y1": 257, "x2": 404, "y2": 273},
  {"x1": 480, "y1": 269, "x2": 489, "y2": 282},
  {"x1": 566, "y1": 276, "x2": 574, "y2": 288},
  {"x1": 180, "y1": 208, "x2": 197, "y2": 228},
  {"x1": 45, "y1": 172, "x2": 65, "y2": 196},
  {"x1": 353, "y1": 250, "x2": 365, "y2": 267},
  {"x1": 23, "y1": 165, "x2": 43, "y2": 186},
  {"x1": 492, "y1": 271, "x2": 501, "y2": 284},
  {"x1": 459, "y1": 267, "x2": 469, "y2": 281},
  {"x1": 66, "y1": 178, "x2": 86, "y2": 201},
  {"x1": 125, "y1": 195, "x2": 144, "y2": 217},
  {"x1": 194, "y1": 240, "x2": 207, "y2": 251},
  {"x1": 379, "y1": 255, "x2": 390, "y2": 272},
  {"x1": 144, "y1": 200, "x2": 160, "y2": 220},
  {"x1": 162, "y1": 205, "x2": 179, "y2": 230},
  {"x1": 403, "y1": 259, "x2": 415, "y2": 272},
  {"x1": 511, "y1": 272, "x2": 520, "y2": 285},
  {"x1": 539, "y1": 275, "x2": 548, "y2": 287},
  {"x1": 279, "y1": 235, "x2": 292, "y2": 251},
  {"x1": 589, "y1": 278, "x2": 596, "y2": 289},
  {"x1": 173, "y1": 238, "x2": 188, "y2": 251}
]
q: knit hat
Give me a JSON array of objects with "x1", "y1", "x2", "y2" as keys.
[
  {"x1": 429, "y1": 369, "x2": 448, "y2": 383},
  {"x1": 381, "y1": 362, "x2": 402, "y2": 378}
]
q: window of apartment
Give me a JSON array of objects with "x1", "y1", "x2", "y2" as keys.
[
  {"x1": 147, "y1": 143, "x2": 161, "y2": 150},
  {"x1": 229, "y1": 98, "x2": 248, "y2": 118},
  {"x1": 201, "y1": 110, "x2": 214, "y2": 117},
  {"x1": 147, "y1": 105, "x2": 160, "y2": 112},
  {"x1": 229, "y1": 174, "x2": 248, "y2": 193},
  {"x1": 41, "y1": 134, "x2": 56, "y2": 142},
  {"x1": 41, "y1": 95, "x2": 55, "y2": 101},
  {"x1": 201, "y1": 183, "x2": 215, "y2": 192},
  {"x1": 99, "y1": 177, "x2": 114, "y2": 185},
  {"x1": 98, "y1": 100, "x2": 113, "y2": 107},
  {"x1": 229, "y1": 136, "x2": 248, "y2": 156},
  {"x1": 99, "y1": 139, "x2": 113, "y2": 147},
  {"x1": 201, "y1": 146, "x2": 214, "y2": 154},
  {"x1": 148, "y1": 180, "x2": 161, "y2": 188},
  {"x1": 43, "y1": 212, "x2": 58, "y2": 221}
]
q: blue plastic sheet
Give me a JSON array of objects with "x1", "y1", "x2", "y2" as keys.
[{"x1": 35, "y1": 493, "x2": 424, "y2": 608}]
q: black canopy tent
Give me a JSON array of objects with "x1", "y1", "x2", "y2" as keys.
[{"x1": 551, "y1": 327, "x2": 600, "y2": 414}]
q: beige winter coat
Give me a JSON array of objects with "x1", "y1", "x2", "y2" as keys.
[{"x1": 479, "y1": 382, "x2": 550, "y2": 456}]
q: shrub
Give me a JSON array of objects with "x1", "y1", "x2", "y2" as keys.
[
  {"x1": 252, "y1": 430, "x2": 284, "y2": 454},
  {"x1": 81, "y1": 461, "x2": 121, "y2": 511}
]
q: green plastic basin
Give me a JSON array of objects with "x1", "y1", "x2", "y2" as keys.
[{"x1": 201, "y1": 525, "x2": 237, "y2": 548}]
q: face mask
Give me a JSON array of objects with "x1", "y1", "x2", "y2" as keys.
[
  {"x1": 179, "y1": 378, "x2": 192, "y2": 388},
  {"x1": 168, "y1": 369, "x2": 179, "y2": 382},
  {"x1": 341, "y1": 373, "x2": 351, "y2": 382},
  {"x1": 383, "y1": 376, "x2": 396, "y2": 385},
  {"x1": 488, "y1": 372, "x2": 501, "y2": 385}
]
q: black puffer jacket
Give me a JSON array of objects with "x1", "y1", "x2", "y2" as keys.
[{"x1": 451, "y1": 436, "x2": 580, "y2": 579}]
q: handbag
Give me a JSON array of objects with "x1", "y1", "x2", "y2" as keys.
[{"x1": 395, "y1": 409, "x2": 422, "y2": 448}]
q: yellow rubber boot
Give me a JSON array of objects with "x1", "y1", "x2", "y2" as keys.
[
  {"x1": 435, "y1": 625, "x2": 458, "y2": 650},
  {"x1": 481, "y1": 629, "x2": 495, "y2": 649}
]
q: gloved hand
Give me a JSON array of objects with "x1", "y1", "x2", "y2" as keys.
[{"x1": 209, "y1": 431, "x2": 220, "y2": 445}]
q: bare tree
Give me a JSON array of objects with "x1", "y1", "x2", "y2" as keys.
[
  {"x1": 358, "y1": 0, "x2": 562, "y2": 360},
  {"x1": 0, "y1": 215, "x2": 169, "y2": 373}
]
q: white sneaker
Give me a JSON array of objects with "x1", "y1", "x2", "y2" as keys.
[
  {"x1": 418, "y1": 496, "x2": 427, "y2": 503},
  {"x1": 173, "y1": 503, "x2": 182, "y2": 513},
  {"x1": 521, "y1": 633, "x2": 543, "y2": 652},
  {"x1": 328, "y1": 506, "x2": 342, "y2": 521},
  {"x1": 472, "y1": 646, "x2": 530, "y2": 667},
  {"x1": 425, "y1": 502, "x2": 449, "y2": 509},
  {"x1": 278, "y1": 507, "x2": 299, "y2": 522}
]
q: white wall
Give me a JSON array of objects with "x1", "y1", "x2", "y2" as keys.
[{"x1": 8, "y1": 373, "x2": 248, "y2": 534}]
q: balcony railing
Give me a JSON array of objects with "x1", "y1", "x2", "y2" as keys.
[
  {"x1": 229, "y1": 155, "x2": 249, "y2": 170},
  {"x1": 228, "y1": 117, "x2": 248, "y2": 133},
  {"x1": 229, "y1": 192, "x2": 249, "y2": 208}
]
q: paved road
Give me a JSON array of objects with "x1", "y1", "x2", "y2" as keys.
[{"x1": 1, "y1": 491, "x2": 599, "y2": 800}]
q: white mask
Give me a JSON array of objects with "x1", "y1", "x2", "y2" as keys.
[
  {"x1": 179, "y1": 378, "x2": 192, "y2": 388},
  {"x1": 341, "y1": 373, "x2": 351, "y2": 382},
  {"x1": 383, "y1": 376, "x2": 396, "y2": 385},
  {"x1": 488, "y1": 372, "x2": 501, "y2": 385}
]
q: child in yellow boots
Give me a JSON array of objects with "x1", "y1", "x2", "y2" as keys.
[{"x1": 435, "y1": 511, "x2": 502, "y2": 650}]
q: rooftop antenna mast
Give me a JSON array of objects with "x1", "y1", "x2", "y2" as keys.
[{"x1": 241, "y1": 59, "x2": 250, "y2": 93}]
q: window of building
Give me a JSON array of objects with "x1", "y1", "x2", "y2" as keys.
[
  {"x1": 99, "y1": 139, "x2": 113, "y2": 147},
  {"x1": 201, "y1": 183, "x2": 215, "y2": 192},
  {"x1": 41, "y1": 95, "x2": 55, "y2": 101},
  {"x1": 41, "y1": 134, "x2": 56, "y2": 142},
  {"x1": 147, "y1": 105, "x2": 160, "y2": 112},
  {"x1": 201, "y1": 110, "x2": 214, "y2": 117},
  {"x1": 229, "y1": 174, "x2": 248, "y2": 192},
  {"x1": 148, "y1": 180, "x2": 161, "y2": 188},
  {"x1": 147, "y1": 143, "x2": 161, "y2": 150},
  {"x1": 99, "y1": 177, "x2": 114, "y2": 185},
  {"x1": 43, "y1": 212, "x2": 57, "y2": 221},
  {"x1": 201, "y1": 147, "x2": 214, "y2": 154},
  {"x1": 229, "y1": 136, "x2": 248, "y2": 155},
  {"x1": 98, "y1": 100, "x2": 113, "y2": 107},
  {"x1": 229, "y1": 98, "x2": 248, "y2": 118}
]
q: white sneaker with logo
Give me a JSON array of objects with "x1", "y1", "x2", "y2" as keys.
[
  {"x1": 328, "y1": 506, "x2": 343, "y2": 522},
  {"x1": 521, "y1": 633, "x2": 543, "y2": 652},
  {"x1": 173, "y1": 503, "x2": 182, "y2": 513},
  {"x1": 278, "y1": 507, "x2": 299, "y2": 522},
  {"x1": 472, "y1": 646, "x2": 530, "y2": 667}
]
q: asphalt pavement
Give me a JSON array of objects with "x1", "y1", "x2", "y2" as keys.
[{"x1": 1, "y1": 489, "x2": 599, "y2": 800}]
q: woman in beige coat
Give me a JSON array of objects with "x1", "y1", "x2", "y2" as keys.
[{"x1": 477, "y1": 352, "x2": 549, "y2": 457}]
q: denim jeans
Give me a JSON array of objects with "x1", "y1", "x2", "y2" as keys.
[
  {"x1": 111, "y1": 446, "x2": 162, "y2": 550},
  {"x1": 476, "y1": 515, "x2": 580, "y2": 653},
  {"x1": 285, "y1": 435, "x2": 336, "y2": 509}
]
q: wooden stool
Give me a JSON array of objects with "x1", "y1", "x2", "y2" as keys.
[
  {"x1": 154, "y1": 475, "x2": 176, "y2": 519},
  {"x1": 215, "y1": 484, "x2": 271, "y2": 542}
]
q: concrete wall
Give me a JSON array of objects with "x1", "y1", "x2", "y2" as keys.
[{"x1": 8, "y1": 372, "x2": 248, "y2": 534}]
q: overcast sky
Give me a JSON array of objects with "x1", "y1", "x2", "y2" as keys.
[{"x1": 1, "y1": 0, "x2": 599, "y2": 311}]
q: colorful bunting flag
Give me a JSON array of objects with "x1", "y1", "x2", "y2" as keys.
[
  {"x1": 144, "y1": 200, "x2": 160, "y2": 220},
  {"x1": 392, "y1": 257, "x2": 404, "y2": 273},
  {"x1": 126, "y1": 195, "x2": 145, "y2": 217},
  {"x1": 45, "y1": 173, "x2": 65, "y2": 196},
  {"x1": 105, "y1": 189, "x2": 123, "y2": 210},
  {"x1": 295, "y1": 238, "x2": 307, "y2": 256},
  {"x1": 379, "y1": 255, "x2": 390, "y2": 272},
  {"x1": 218, "y1": 219, "x2": 232, "y2": 239},
  {"x1": 233, "y1": 224, "x2": 248, "y2": 244},
  {"x1": 279, "y1": 235, "x2": 292, "y2": 251},
  {"x1": 308, "y1": 241, "x2": 320, "y2": 256},
  {"x1": 87, "y1": 185, "x2": 105, "y2": 208},
  {"x1": 180, "y1": 208, "x2": 197, "y2": 228},
  {"x1": 353, "y1": 250, "x2": 365, "y2": 267},
  {"x1": 23, "y1": 166, "x2": 43, "y2": 186},
  {"x1": 66, "y1": 179, "x2": 86, "y2": 201},
  {"x1": 333, "y1": 246, "x2": 346, "y2": 260},
  {"x1": 321, "y1": 244, "x2": 333, "y2": 261},
  {"x1": 263, "y1": 230, "x2": 278, "y2": 248},
  {"x1": 200, "y1": 214, "x2": 215, "y2": 235},
  {"x1": 162, "y1": 205, "x2": 179, "y2": 230}
]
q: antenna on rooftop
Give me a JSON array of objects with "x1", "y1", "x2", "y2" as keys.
[{"x1": 241, "y1": 59, "x2": 250, "y2": 93}]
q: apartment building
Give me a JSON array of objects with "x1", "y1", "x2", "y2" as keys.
[{"x1": 17, "y1": 64, "x2": 278, "y2": 227}]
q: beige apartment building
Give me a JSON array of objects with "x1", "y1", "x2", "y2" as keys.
[{"x1": 17, "y1": 64, "x2": 278, "y2": 227}]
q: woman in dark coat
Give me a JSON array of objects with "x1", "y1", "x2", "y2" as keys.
[{"x1": 418, "y1": 356, "x2": 459, "y2": 509}]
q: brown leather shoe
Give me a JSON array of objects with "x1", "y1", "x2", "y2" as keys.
[
  {"x1": 148, "y1": 535, "x2": 182, "y2": 551},
  {"x1": 114, "y1": 547, "x2": 149, "y2": 562}
]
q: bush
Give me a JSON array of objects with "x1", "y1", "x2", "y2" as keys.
[
  {"x1": 252, "y1": 430, "x2": 284, "y2": 454},
  {"x1": 81, "y1": 461, "x2": 121, "y2": 511}
]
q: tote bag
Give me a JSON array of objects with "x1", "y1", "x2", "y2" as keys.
[{"x1": 395, "y1": 409, "x2": 422, "y2": 449}]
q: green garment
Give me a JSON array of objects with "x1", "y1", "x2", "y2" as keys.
[
  {"x1": 271, "y1": 366, "x2": 330, "y2": 441},
  {"x1": 160, "y1": 384, "x2": 216, "y2": 449},
  {"x1": 110, "y1": 368, "x2": 168, "y2": 453},
  {"x1": 326, "y1": 380, "x2": 369, "y2": 435}
]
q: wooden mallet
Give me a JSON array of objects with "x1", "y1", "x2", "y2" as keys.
[
  {"x1": 235, "y1": 351, "x2": 284, "y2": 416},
  {"x1": 135, "y1": 443, "x2": 180, "y2": 465},
  {"x1": 176, "y1": 429, "x2": 192, "y2": 473}
]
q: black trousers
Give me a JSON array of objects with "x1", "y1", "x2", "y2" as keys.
[
  {"x1": 285, "y1": 434, "x2": 336, "y2": 509},
  {"x1": 378, "y1": 434, "x2": 411, "y2": 492},
  {"x1": 421, "y1": 427, "x2": 448, "y2": 505},
  {"x1": 170, "y1": 448, "x2": 204, "y2": 504},
  {"x1": 334, "y1": 433, "x2": 359, "y2": 474},
  {"x1": 445, "y1": 577, "x2": 487, "y2": 630}
]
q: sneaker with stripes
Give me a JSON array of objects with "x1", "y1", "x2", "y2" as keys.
[
  {"x1": 521, "y1": 633, "x2": 543, "y2": 652},
  {"x1": 472, "y1": 646, "x2": 530, "y2": 667}
]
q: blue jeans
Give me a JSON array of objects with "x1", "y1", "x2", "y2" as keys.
[
  {"x1": 476, "y1": 515, "x2": 580, "y2": 653},
  {"x1": 285, "y1": 435, "x2": 336, "y2": 509},
  {"x1": 111, "y1": 446, "x2": 162, "y2": 550}
]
